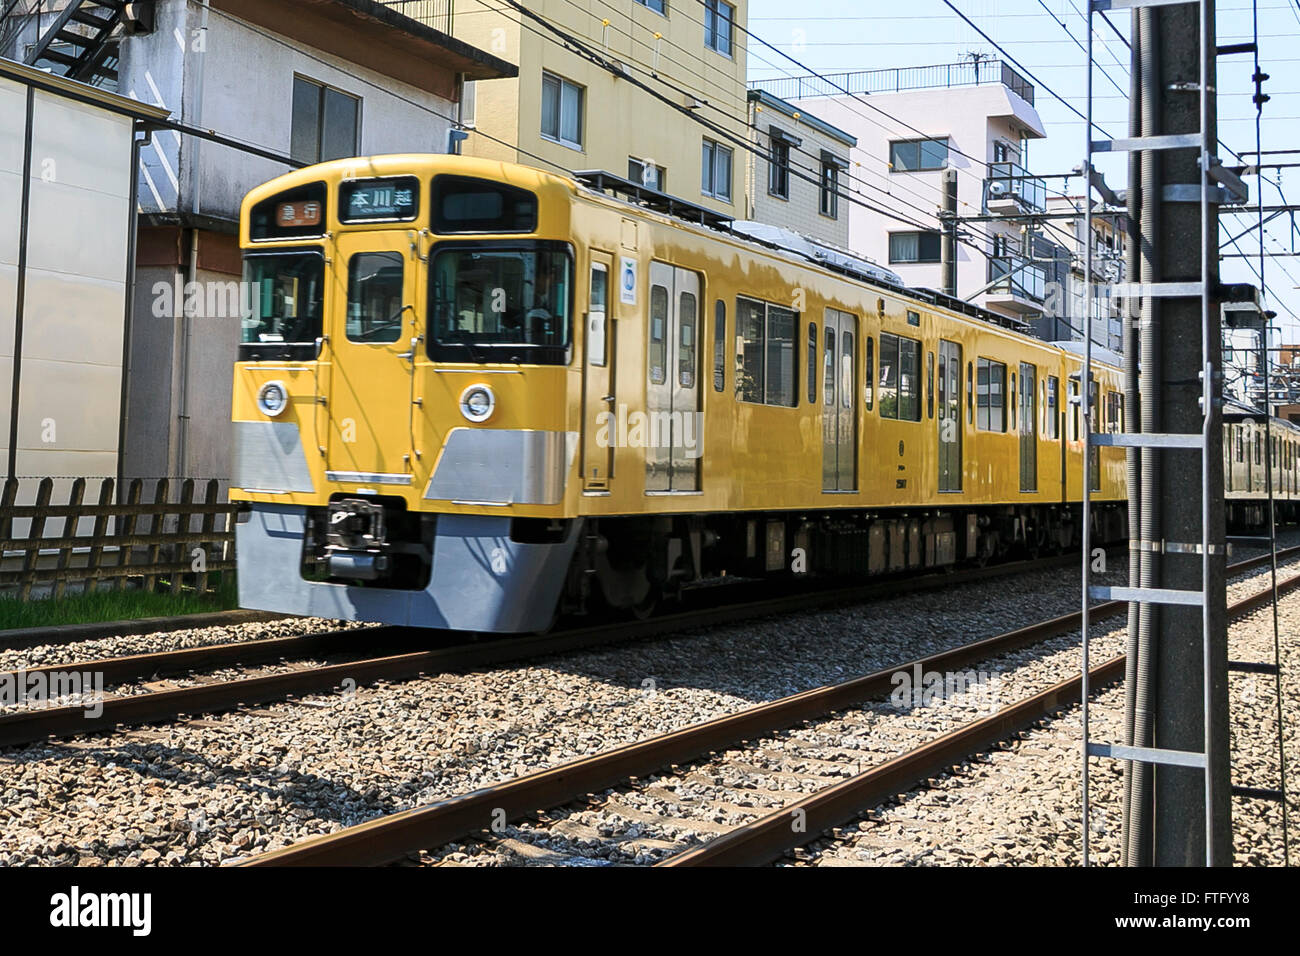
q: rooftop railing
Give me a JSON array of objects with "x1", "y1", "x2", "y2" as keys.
[{"x1": 752, "y1": 59, "x2": 1035, "y2": 107}]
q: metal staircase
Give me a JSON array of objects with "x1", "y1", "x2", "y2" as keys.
[{"x1": 1, "y1": 1, "x2": 132, "y2": 87}]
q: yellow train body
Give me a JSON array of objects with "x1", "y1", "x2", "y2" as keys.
[{"x1": 231, "y1": 154, "x2": 1129, "y2": 631}]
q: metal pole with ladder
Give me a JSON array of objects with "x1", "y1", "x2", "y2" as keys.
[{"x1": 1080, "y1": 0, "x2": 1233, "y2": 867}]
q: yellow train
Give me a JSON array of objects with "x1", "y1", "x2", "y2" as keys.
[{"x1": 231, "y1": 154, "x2": 1138, "y2": 632}]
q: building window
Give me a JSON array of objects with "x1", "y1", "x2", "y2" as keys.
[
  {"x1": 291, "y1": 76, "x2": 360, "y2": 164},
  {"x1": 889, "y1": 231, "x2": 942, "y2": 264},
  {"x1": 736, "y1": 296, "x2": 797, "y2": 408},
  {"x1": 704, "y1": 0, "x2": 734, "y2": 55},
  {"x1": 629, "y1": 157, "x2": 666, "y2": 191},
  {"x1": 541, "y1": 71, "x2": 584, "y2": 150},
  {"x1": 977, "y1": 358, "x2": 1007, "y2": 432},
  {"x1": 768, "y1": 136, "x2": 790, "y2": 199},
  {"x1": 702, "y1": 138, "x2": 733, "y2": 201},
  {"x1": 878, "y1": 332, "x2": 921, "y2": 421},
  {"x1": 634, "y1": 0, "x2": 667, "y2": 14},
  {"x1": 820, "y1": 154, "x2": 842, "y2": 219},
  {"x1": 890, "y1": 137, "x2": 950, "y2": 172}
]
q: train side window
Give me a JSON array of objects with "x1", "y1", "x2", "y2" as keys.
[
  {"x1": 824, "y1": 328, "x2": 836, "y2": 405},
  {"x1": 864, "y1": 336, "x2": 874, "y2": 410},
  {"x1": 735, "y1": 296, "x2": 798, "y2": 408},
  {"x1": 899, "y1": 336, "x2": 921, "y2": 421},
  {"x1": 1003, "y1": 369, "x2": 1013, "y2": 429},
  {"x1": 926, "y1": 351, "x2": 935, "y2": 419},
  {"x1": 345, "y1": 251, "x2": 405, "y2": 344},
  {"x1": 967, "y1": 362, "x2": 973, "y2": 424},
  {"x1": 1045, "y1": 376, "x2": 1060, "y2": 439},
  {"x1": 1256, "y1": 433, "x2": 1262, "y2": 465},
  {"x1": 649, "y1": 284, "x2": 668, "y2": 385},
  {"x1": 713, "y1": 300, "x2": 726, "y2": 392},
  {"x1": 588, "y1": 262, "x2": 608, "y2": 367},
  {"x1": 679, "y1": 291, "x2": 697, "y2": 387},
  {"x1": 977, "y1": 358, "x2": 1006, "y2": 432},
  {"x1": 808, "y1": 322, "x2": 818, "y2": 405},
  {"x1": 1069, "y1": 380, "x2": 1079, "y2": 440},
  {"x1": 841, "y1": 329, "x2": 854, "y2": 409}
]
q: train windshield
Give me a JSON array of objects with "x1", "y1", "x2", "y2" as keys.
[
  {"x1": 239, "y1": 250, "x2": 325, "y2": 362},
  {"x1": 428, "y1": 241, "x2": 573, "y2": 364}
]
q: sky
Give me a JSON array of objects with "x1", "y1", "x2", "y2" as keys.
[{"x1": 744, "y1": 0, "x2": 1300, "y2": 341}]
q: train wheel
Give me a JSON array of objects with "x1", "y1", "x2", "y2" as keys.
[{"x1": 630, "y1": 588, "x2": 659, "y2": 621}]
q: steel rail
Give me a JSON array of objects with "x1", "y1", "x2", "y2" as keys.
[
  {"x1": 658, "y1": 656, "x2": 1127, "y2": 867},
  {"x1": 238, "y1": 567, "x2": 1300, "y2": 867},
  {"x1": 0, "y1": 550, "x2": 1104, "y2": 749}
]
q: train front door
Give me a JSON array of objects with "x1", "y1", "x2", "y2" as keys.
[
  {"x1": 938, "y1": 339, "x2": 962, "y2": 492},
  {"x1": 645, "y1": 262, "x2": 701, "y2": 492},
  {"x1": 326, "y1": 232, "x2": 416, "y2": 482},
  {"x1": 822, "y1": 309, "x2": 857, "y2": 491},
  {"x1": 582, "y1": 253, "x2": 616, "y2": 492}
]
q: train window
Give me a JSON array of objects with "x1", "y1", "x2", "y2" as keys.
[
  {"x1": 1256, "y1": 433, "x2": 1262, "y2": 465},
  {"x1": 429, "y1": 240, "x2": 573, "y2": 364},
  {"x1": 239, "y1": 250, "x2": 325, "y2": 362},
  {"x1": 1045, "y1": 376, "x2": 1060, "y2": 439},
  {"x1": 431, "y1": 175, "x2": 538, "y2": 234},
  {"x1": 735, "y1": 296, "x2": 798, "y2": 408},
  {"x1": 864, "y1": 336, "x2": 874, "y2": 410},
  {"x1": 809, "y1": 323, "x2": 819, "y2": 405},
  {"x1": 878, "y1": 332, "x2": 921, "y2": 421},
  {"x1": 976, "y1": 358, "x2": 1006, "y2": 432},
  {"x1": 1009, "y1": 371, "x2": 1016, "y2": 430},
  {"x1": 907, "y1": 310, "x2": 921, "y2": 327},
  {"x1": 926, "y1": 352, "x2": 935, "y2": 419},
  {"x1": 345, "y1": 251, "x2": 405, "y2": 344},
  {"x1": 649, "y1": 285, "x2": 669, "y2": 385},
  {"x1": 588, "y1": 263, "x2": 608, "y2": 367},
  {"x1": 967, "y1": 362, "x2": 973, "y2": 424},
  {"x1": 679, "y1": 291, "x2": 697, "y2": 387},
  {"x1": 766, "y1": 306, "x2": 798, "y2": 407},
  {"x1": 713, "y1": 300, "x2": 726, "y2": 392},
  {"x1": 842, "y1": 330, "x2": 854, "y2": 409},
  {"x1": 1069, "y1": 380, "x2": 1079, "y2": 440},
  {"x1": 823, "y1": 328, "x2": 836, "y2": 405}
]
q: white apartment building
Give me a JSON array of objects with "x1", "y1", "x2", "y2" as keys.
[{"x1": 754, "y1": 59, "x2": 1053, "y2": 325}]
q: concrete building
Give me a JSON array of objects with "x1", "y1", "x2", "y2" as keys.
[
  {"x1": 1042, "y1": 195, "x2": 1128, "y2": 353},
  {"x1": 1, "y1": 0, "x2": 515, "y2": 486},
  {"x1": 440, "y1": 0, "x2": 751, "y2": 217},
  {"x1": 754, "y1": 59, "x2": 1054, "y2": 324},
  {"x1": 745, "y1": 88, "x2": 854, "y2": 249}
]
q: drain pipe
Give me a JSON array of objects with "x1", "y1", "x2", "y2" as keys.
[{"x1": 176, "y1": 0, "x2": 211, "y2": 480}]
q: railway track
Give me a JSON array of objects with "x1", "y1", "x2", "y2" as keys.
[
  {"x1": 0, "y1": 548, "x2": 1133, "y2": 750},
  {"x1": 234, "y1": 563, "x2": 1298, "y2": 867}
]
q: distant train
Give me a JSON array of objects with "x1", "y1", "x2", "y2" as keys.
[{"x1": 227, "y1": 155, "x2": 1280, "y2": 633}]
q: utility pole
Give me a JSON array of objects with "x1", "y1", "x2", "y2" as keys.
[
  {"x1": 1123, "y1": 1, "x2": 1231, "y2": 866},
  {"x1": 941, "y1": 167, "x2": 958, "y2": 297}
]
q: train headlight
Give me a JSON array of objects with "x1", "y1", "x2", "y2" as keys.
[
  {"x1": 257, "y1": 380, "x2": 289, "y2": 417},
  {"x1": 459, "y1": 383, "x2": 496, "y2": 423}
]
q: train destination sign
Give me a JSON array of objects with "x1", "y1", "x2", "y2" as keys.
[{"x1": 341, "y1": 177, "x2": 420, "y2": 223}]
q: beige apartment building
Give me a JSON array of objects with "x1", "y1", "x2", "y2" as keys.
[{"x1": 440, "y1": 0, "x2": 750, "y2": 216}]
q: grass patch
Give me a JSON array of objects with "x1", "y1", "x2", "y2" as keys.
[{"x1": 0, "y1": 580, "x2": 240, "y2": 631}]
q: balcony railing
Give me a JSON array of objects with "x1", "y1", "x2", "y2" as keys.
[
  {"x1": 988, "y1": 256, "x2": 1047, "y2": 303},
  {"x1": 376, "y1": 0, "x2": 453, "y2": 34},
  {"x1": 987, "y1": 161, "x2": 1047, "y2": 214},
  {"x1": 751, "y1": 58, "x2": 1035, "y2": 107}
]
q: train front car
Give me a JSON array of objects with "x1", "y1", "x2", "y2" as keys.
[{"x1": 231, "y1": 156, "x2": 581, "y2": 632}]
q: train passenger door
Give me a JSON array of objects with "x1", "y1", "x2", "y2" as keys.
[
  {"x1": 582, "y1": 253, "x2": 616, "y2": 491},
  {"x1": 326, "y1": 232, "x2": 416, "y2": 481},
  {"x1": 938, "y1": 339, "x2": 962, "y2": 492},
  {"x1": 822, "y1": 309, "x2": 858, "y2": 491},
  {"x1": 1019, "y1": 362, "x2": 1037, "y2": 492},
  {"x1": 646, "y1": 262, "x2": 701, "y2": 492}
]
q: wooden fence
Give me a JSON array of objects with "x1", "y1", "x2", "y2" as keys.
[{"x1": 0, "y1": 477, "x2": 237, "y2": 599}]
